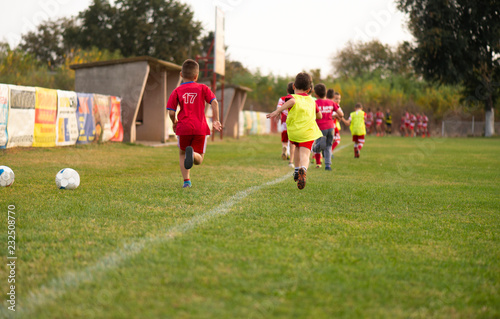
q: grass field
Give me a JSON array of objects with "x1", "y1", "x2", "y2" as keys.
[{"x1": 0, "y1": 134, "x2": 499, "y2": 318}]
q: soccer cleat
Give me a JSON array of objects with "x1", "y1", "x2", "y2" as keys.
[
  {"x1": 288, "y1": 162, "x2": 294, "y2": 168},
  {"x1": 293, "y1": 171, "x2": 299, "y2": 182},
  {"x1": 281, "y1": 146, "x2": 287, "y2": 160},
  {"x1": 297, "y1": 168, "x2": 306, "y2": 190},
  {"x1": 184, "y1": 146, "x2": 194, "y2": 169},
  {"x1": 316, "y1": 164, "x2": 321, "y2": 168},
  {"x1": 354, "y1": 146, "x2": 360, "y2": 158},
  {"x1": 183, "y1": 181, "x2": 192, "y2": 188},
  {"x1": 325, "y1": 166, "x2": 332, "y2": 171}
]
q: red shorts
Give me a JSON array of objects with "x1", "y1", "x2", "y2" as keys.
[
  {"x1": 410, "y1": 124, "x2": 415, "y2": 130},
  {"x1": 352, "y1": 135, "x2": 365, "y2": 144},
  {"x1": 281, "y1": 130, "x2": 289, "y2": 143},
  {"x1": 376, "y1": 119, "x2": 383, "y2": 126},
  {"x1": 177, "y1": 135, "x2": 208, "y2": 154},
  {"x1": 290, "y1": 140, "x2": 314, "y2": 150}
]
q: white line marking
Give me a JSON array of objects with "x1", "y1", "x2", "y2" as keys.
[{"x1": 14, "y1": 142, "x2": 351, "y2": 316}]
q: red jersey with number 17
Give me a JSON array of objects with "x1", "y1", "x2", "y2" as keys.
[{"x1": 166, "y1": 81, "x2": 217, "y2": 135}]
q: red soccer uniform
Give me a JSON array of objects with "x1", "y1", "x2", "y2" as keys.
[
  {"x1": 315, "y1": 99, "x2": 339, "y2": 131},
  {"x1": 376, "y1": 111, "x2": 384, "y2": 125},
  {"x1": 365, "y1": 112, "x2": 373, "y2": 125},
  {"x1": 166, "y1": 81, "x2": 216, "y2": 136},
  {"x1": 409, "y1": 114, "x2": 416, "y2": 129}
]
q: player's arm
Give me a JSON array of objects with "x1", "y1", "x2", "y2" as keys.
[
  {"x1": 211, "y1": 99, "x2": 222, "y2": 132},
  {"x1": 166, "y1": 91, "x2": 178, "y2": 133},
  {"x1": 316, "y1": 110, "x2": 322, "y2": 119},
  {"x1": 267, "y1": 98, "x2": 295, "y2": 121},
  {"x1": 168, "y1": 110, "x2": 177, "y2": 130},
  {"x1": 342, "y1": 117, "x2": 351, "y2": 126},
  {"x1": 335, "y1": 107, "x2": 344, "y2": 118}
]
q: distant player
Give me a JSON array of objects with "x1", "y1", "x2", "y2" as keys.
[
  {"x1": 375, "y1": 107, "x2": 384, "y2": 136},
  {"x1": 277, "y1": 82, "x2": 295, "y2": 167},
  {"x1": 267, "y1": 72, "x2": 322, "y2": 189},
  {"x1": 416, "y1": 112, "x2": 423, "y2": 137},
  {"x1": 365, "y1": 108, "x2": 373, "y2": 135},
  {"x1": 342, "y1": 103, "x2": 366, "y2": 158},
  {"x1": 409, "y1": 112, "x2": 417, "y2": 137},
  {"x1": 404, "y1": 110, "x2": 411, "y2": 137},
  {"x1": 422, "y1": 113, "x2": 430, "y2": 137},
  {"x1": 329, "y1": 90, "x2": 343, "y2": 153},
  {"x1": 312, "y1": 84, "x2": 343, "y2": 171},
  {"x1": 167, "y1": 59, "x2": 222, "y2": 188},
  {"x1": 385, "y1": 108, "x2": 392, "y2": 135}
]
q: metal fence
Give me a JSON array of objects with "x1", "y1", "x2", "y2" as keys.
[{"x1": 441, "y1": 118, "x2": 500, "y2": 137}]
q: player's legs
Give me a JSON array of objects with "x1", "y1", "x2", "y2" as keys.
[
  {"x1": 323, "y1": 128, "x2": 334, "y2": 169},
  {"x1": 288, "y1": 142, "x2": 295, "y2": 167},
  {"x1": 177, "y1": 135, "x2": 208, "y2": 187},
  {"x1": 281, "y1": 131, "x2": 288, "y2": 160}
]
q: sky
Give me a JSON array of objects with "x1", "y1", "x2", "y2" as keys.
[{"x1": 0, "y1": 0, "x2": 413, "y2": 77}]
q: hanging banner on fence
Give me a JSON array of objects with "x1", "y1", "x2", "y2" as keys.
[
  {"x1": 76, "y1": 93, "x2": 96, "y2": 144},
  {"x1": 33, "y1": 87, "x2": 57, "y2": 147},
  {"x1": 0, "y1": 84, "x2": 9, "y2": 149},
  {"x1": 93, "y1": 94, "x2": 113, "y2": 142},
  {"x1": 109, "y1": 96, "x2": 123, "y2": 142},
  {"x1": 7, "y1": 85, "x2": 35, "y2": 148},
  {"x1": 56, "y1": 90, "x2": 79, "y2": 146}
]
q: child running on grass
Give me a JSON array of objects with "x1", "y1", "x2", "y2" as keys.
[
  {"x1": 276, "y1": 82, "x2": 296, "y2": 167},
  {"x1": 342, "y1": 103, "x2": 366, "y2": 158},
  {"x1": 329, "y1": 90, "x2": 343, "y2": 154},
  {"x1": 267, "y1": 72, "x2": 322, "y2": 190},
  {"x1": 167, "y1": 59, "x2": 222, "y2": 188},
  {"x1": 312, "y1": 84, "x2": 343, "y2": 171}
]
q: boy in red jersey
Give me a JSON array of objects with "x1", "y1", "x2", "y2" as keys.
[
  {"x1": 267, "y1": 72, "x2": 322, "y2": 190},
  {"x1": 365, "y1": 108, "x2": 374, "y2": 135},
  {"x1": 277, "y1": 82, "x2": 295, "y2": 167},
  {"x1": 422, "y1": 113, "x2": 430, "y2": 137},
  {"x1": 404, "y1": 110, "x2": 411, "y2": 136},
  {"x1": 312, "y1": 84, "x2": 343, "y2": 171},
  {"x1": 416, "y1": 112, "x2": 423, "y2": 136},
  {"x1": 409, "y1": 112, "x2": 417, "y2": 137},
  {"x1": 167, "y1": 59, "x2": 222, "y2": 188},
  {"x1": 329, "y1": 90, "x2": 343, "y2": 153},
  {"x1": 375, "y1": 107, "x2": 384, "y2": 136}
]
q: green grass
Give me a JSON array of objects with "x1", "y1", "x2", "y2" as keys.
[{"x1": 0, "y1": 135, "x2": 499, "y2": 318}]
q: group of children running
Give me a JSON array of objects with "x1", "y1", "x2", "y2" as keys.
[
  {"x1": 268, "y1": 72, "x2": 367, "y2": 189},
  {"x1": 364, "y1": 108, "x2": 392, "y2": 136},
  {"x1": 167, "y1": 61, "x2": 366, "y2": 190},
  {"x1": 399, "y1": 111, "x2": 430, "y2": 137}
]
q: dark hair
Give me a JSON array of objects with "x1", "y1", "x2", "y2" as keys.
[
  {"x1": 314, "y1": 84, "x2": 327, "y2": 98},
  {"x1": 355, "y1": 103, "x2": 363, "y2": 109},
  {"x1": 287, "y1": 81, "x2": 294, "y2": 95},
  {"x1": 326, "y1": 89, "x2": 335, "y2": 99},
  {"x1": 294, "y1": 72, "x2": 312, "y2": 91},
  {"x1": 181, "y1": 59, "x2": 199, "y2": 80}
]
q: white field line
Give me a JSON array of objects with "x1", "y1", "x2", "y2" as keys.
[{"x1": 12, "y1": 142, "x2": 351, "y2": 317}]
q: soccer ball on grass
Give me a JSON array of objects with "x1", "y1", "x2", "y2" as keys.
[
  {"x1": 55, "y1": 168, "x2": 80, "y2": 190},
  {"x1": 0, "y1": 166, "x2": 15, "y2": 187}
]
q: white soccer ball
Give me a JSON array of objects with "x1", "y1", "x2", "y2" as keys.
[
  {"x1": 55, "y1": 168, "x2": 80, "y2": 190},
  {"x1": 0, "y1": 166, "x2": 15, "y2": 187}
]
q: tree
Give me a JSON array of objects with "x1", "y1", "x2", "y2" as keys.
[
  {"x1": 19, "y1": 18, "x2": 76, "y2": 69},
  {"x1": 332, "y1": 40, "x2": 405, "y2": 79},
  {"x1": 69, "y1": 0, "x2": 204, "y2": 64},
  {"x1": 397, "y1": 0, "x2": 500, "y2": 136}
]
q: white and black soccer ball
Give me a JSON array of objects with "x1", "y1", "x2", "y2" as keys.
[
  {"x1": 0, "y1": 166, "x2": 15, "y2": 187},
  {"x1": 55, "y1": 168, "x2": 80, "y2": 190}
]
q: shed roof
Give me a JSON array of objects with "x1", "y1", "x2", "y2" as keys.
[{"x1": 70, "y1": 56, "x2": 182, "y2": 71}]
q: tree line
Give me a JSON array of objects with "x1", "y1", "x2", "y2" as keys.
[{"x1": 0, "y1": 0, "x2": 498, "y2": 134}]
